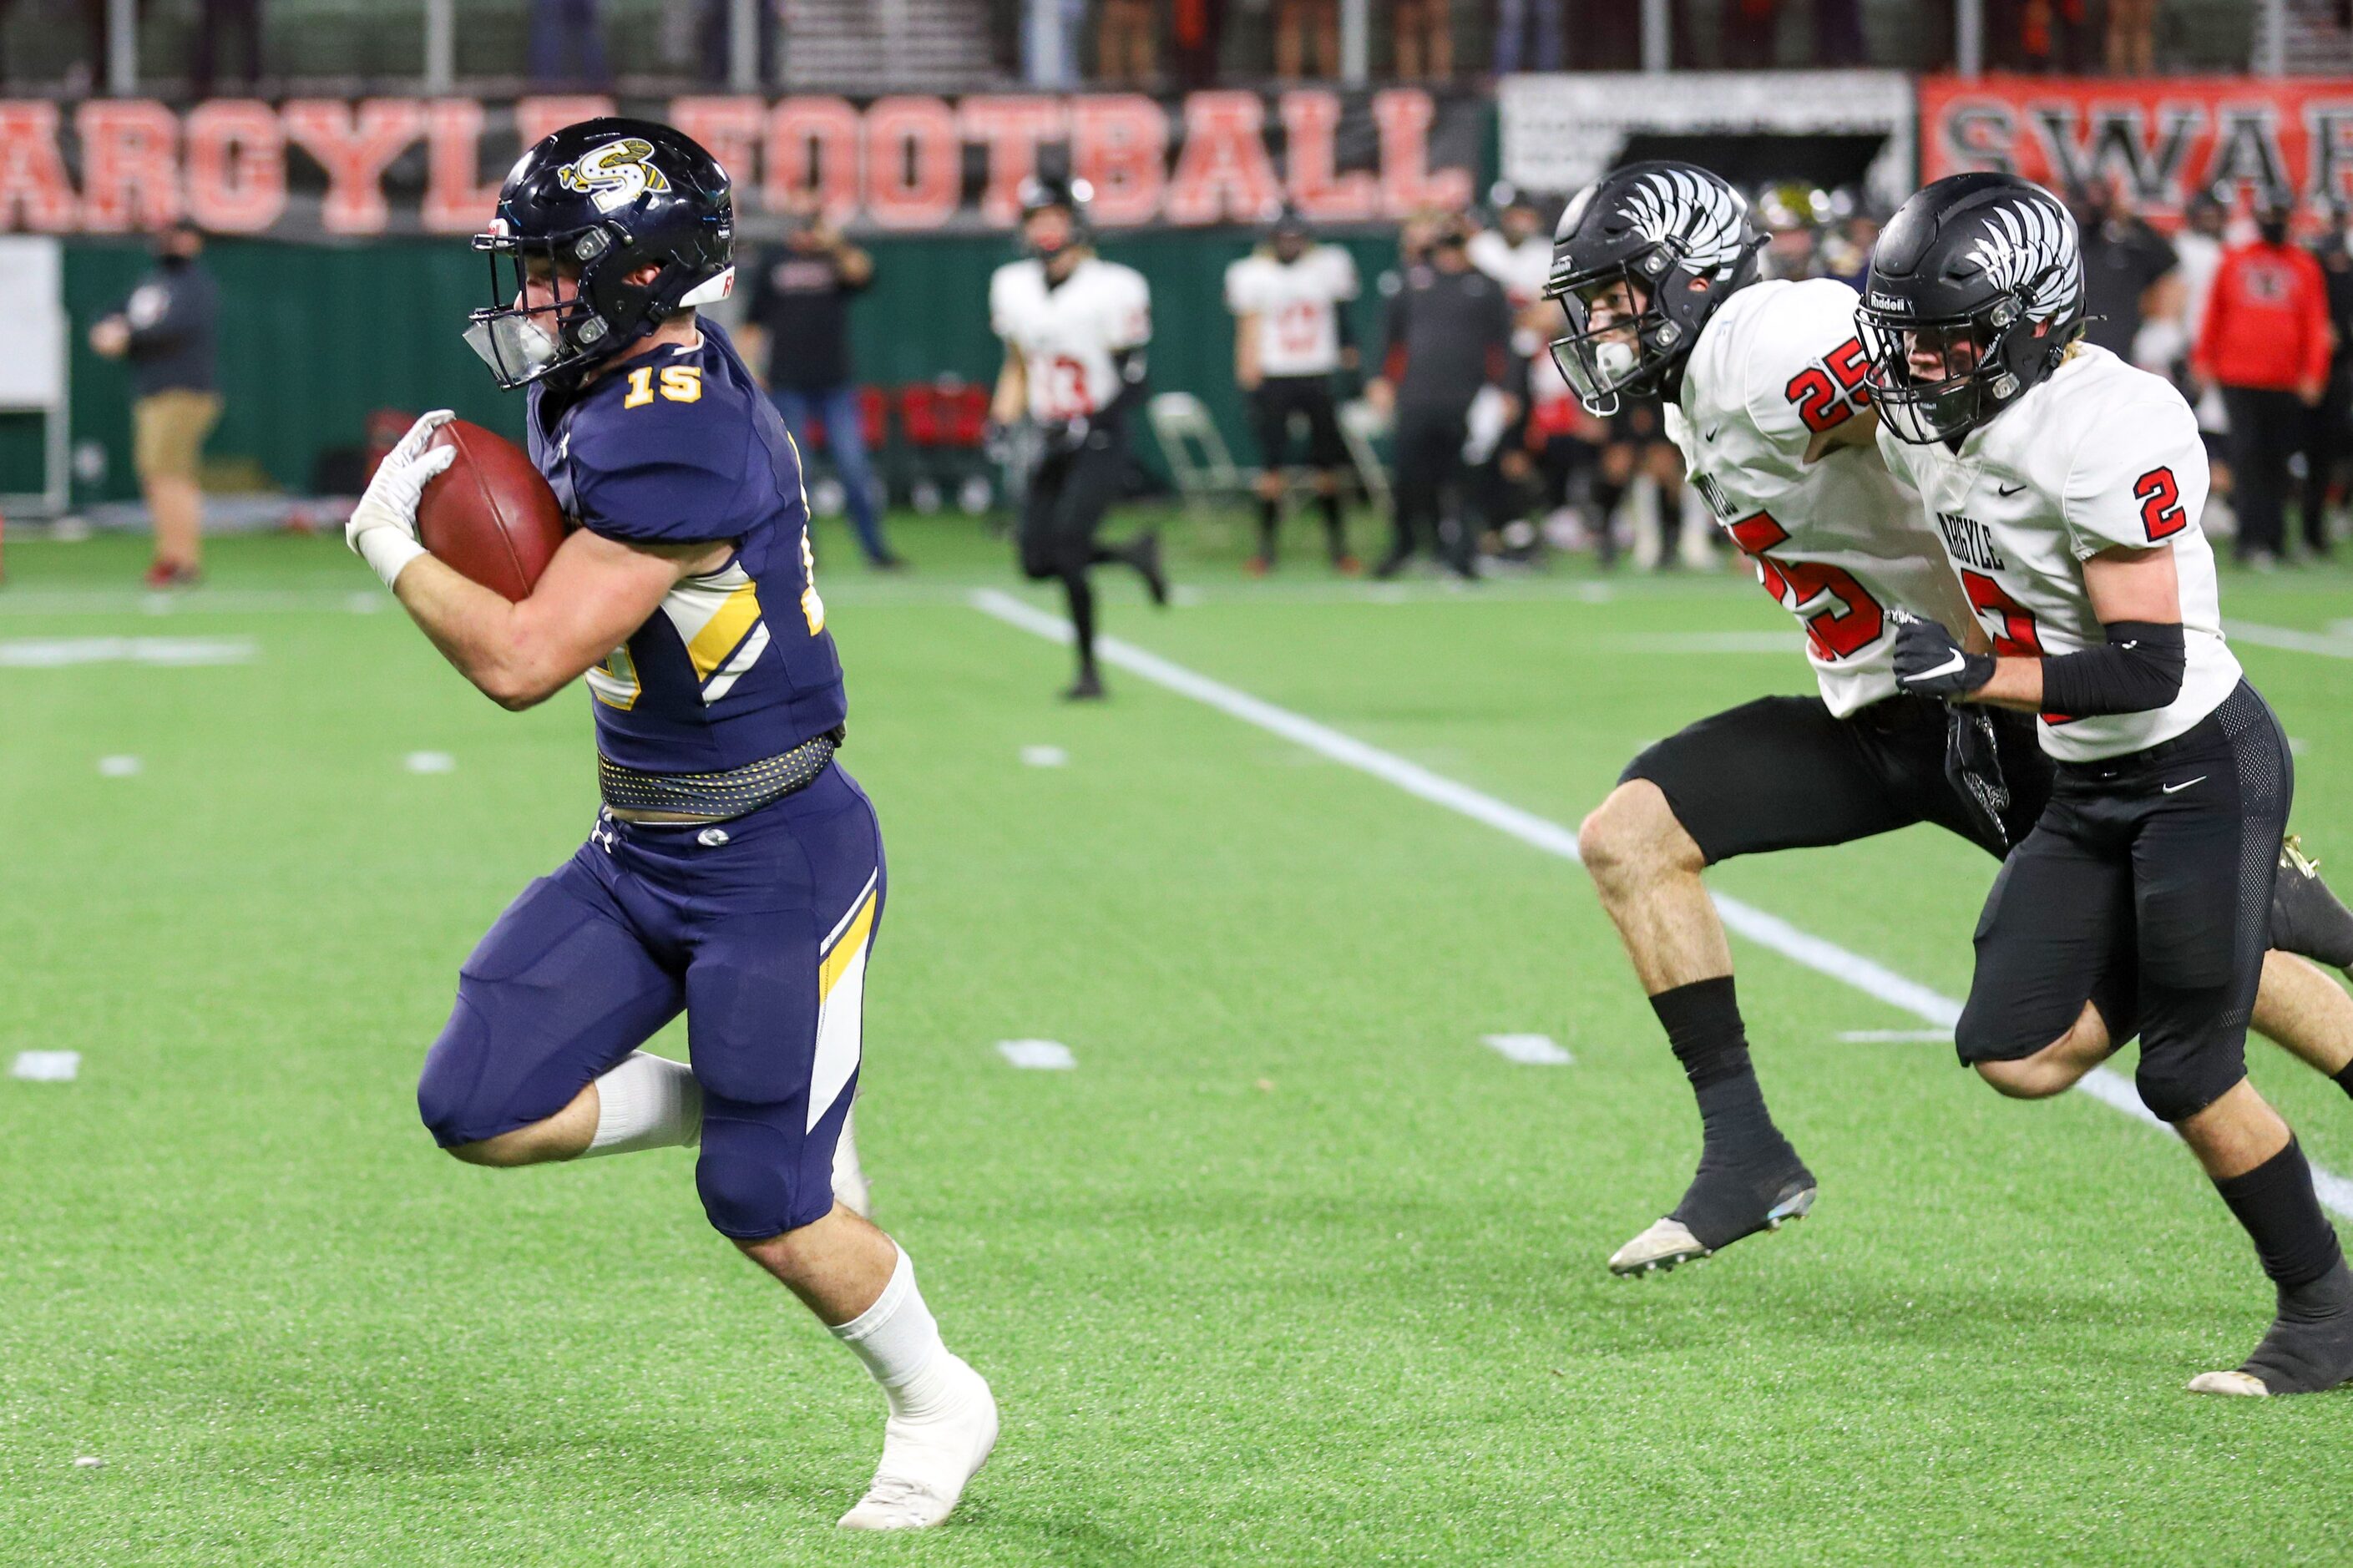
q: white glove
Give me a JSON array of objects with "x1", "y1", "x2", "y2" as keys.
[{"x1": 347, "y1": 409, "x2": 458, "y2": 589}]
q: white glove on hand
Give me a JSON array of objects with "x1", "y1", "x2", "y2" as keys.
[{"x1": 347, "y1": 409, "x2": 458, "y2": 590}]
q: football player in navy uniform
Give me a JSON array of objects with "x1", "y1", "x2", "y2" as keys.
[{"x1": 342, "y1": 119, "x2": 996, "y2": 1527}]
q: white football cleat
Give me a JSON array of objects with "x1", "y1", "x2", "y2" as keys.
[
  {"x1": 2187, "y1": 1369, "x2": 2271, "y2": 1397},
  {"x1": 1608, "y1": 1217, "x2": 1710, "y2": 1276},
  {"x1": 832, "y1": 1100, "x2": 872, "y2": 1219},
  {"x1": 837, "y1": 1354, "x2": 998, "y2": 1531}
]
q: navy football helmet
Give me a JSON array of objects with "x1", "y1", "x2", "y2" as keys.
[{"x1": 464, "y1": 117, "x2": 736, "y2": 391}]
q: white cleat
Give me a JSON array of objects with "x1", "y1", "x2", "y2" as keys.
[
  {"x1": 2187, "y1": 1369, "x2": 2271, "y2": 1397},
  {"x1": 832, "y1": 1100, "x2": 873, "y2": 1219},
  {"x1": 837, "y1": 1354, "x2": 998, "y2": 1530},
  {"x1": 1609, "y1": 1217, "x2": 1710, "y2": 1277}
]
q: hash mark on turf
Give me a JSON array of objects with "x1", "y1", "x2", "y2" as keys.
[
  {"x1": 96, "y1": 755, "x2": 141, "y2": 777},
  {"x1": 1481, "y1": 1033, "x2": 1572, "y2": 1065},
  {"x1": 997, "y1": 1039, "x2": 1076, "y2": 1070},
  {"x1": 12, "y1": 1050, "x2": 80, "y2": 1081},
  {"x1": 1838, "y1": 1029, "x2": 1951, "y2": 1043},
  {"x1": 404, "y1": 751, "x2": 457, "y2": 774},
  {"x1": 1020, "y1": 745, "x2": 1068, "y2": 767},
  {"x1": 0, "y1": 635, "x2": 255, "y2": 668}
]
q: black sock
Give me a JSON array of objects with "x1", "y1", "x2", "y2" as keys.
[
  {"x1": 1652, "y1": 977, "x2": 1788, "y2": 1166},
  {"x1": 1318, "y1": 492, "x2": 1346, "y2": 557},
  {"x1": 2214, "y1": 1138, "x2": 2345, "y2": 1289},
  {"x1": 2335, "y1": 1060, "x2": 2353, "y2": 1101},
  {"x1": 1062, "y1": 572, "x2": 1097, "y2": 679},
  {"x1": 1256, "y1": 495, "x2": 1280, "y2": 559}
]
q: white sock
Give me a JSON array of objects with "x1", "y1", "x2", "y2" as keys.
[
  {"x1": 580, "y1": 1051, "x2": 702, "y2": 1158},
  {"x1": 832, "y1": 1247, "x2": 957, "y2": 1419}
]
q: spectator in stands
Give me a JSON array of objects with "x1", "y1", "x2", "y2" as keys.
[
  {"x1": 530, "y1": 0, "x2": 609, "y2": 86},
  {"x1": 1722, "y1": 0, "x2": 1779, "y2": 68},
  {"x1": 1391, "y1": 0, "x2": 1452, "y2": 78},
  {"x1": 2071, "y1": 177, "x2": 2176, "y2": 358},
  {"x1": 696, "y1": 0, "x2": 779, "y2": 85},
  {"x1": 1815, "y1": 0, "x2": 1865, "y2": 64},
  {"x1": 2194, "y1": 193, "x2": 2333, "y2": 568},
  {"x1": 1096, "y1": 0, "x2": 1158, "y2": 83},
  {"x1": 89, "y1": 221, "x2": 219, "y2": 590},
  {"x1": 1275, "y1": 0, "x2": 1340, "y2": 78},
  {"x1": 1171, "y1": 0, "x2": 1223, "y2": 85},
  {"x1": 1493, "y1": 0, "x2": 1562, "y2": 72},
  {"x1": 737, "y1": 195, "x2": 904, "y2": 570},
  {"x1": 2107, "y1": 0, "x2": 2156, "y2": 74},
  {"x1": 2300, "y1": 206, "x2": 2353, "y2": 558},
  {"x1": 194, "y1": 0, "x2": 262, "y2": 95}
]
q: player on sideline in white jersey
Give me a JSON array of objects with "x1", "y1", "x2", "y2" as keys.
[
  {"x1": 1225, "y1": 205, "x2": 1362, "y2": 574},
  {"x1": 990, "y1": 175, "x2": 1168, "y2": 700},
  {"x1": 1546, "y1": 163, "x2": 2353, "y2": 1282},
  {"x1": 1864, "y1": 173, "x2": 2353, "y2": 1395}
]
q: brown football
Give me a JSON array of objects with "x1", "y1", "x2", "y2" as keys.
[{"x1": 415, "y1": 419, "x2": 566, "y2": 601}]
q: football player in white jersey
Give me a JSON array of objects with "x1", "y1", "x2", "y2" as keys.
[
  {"x1": 1864, "y1": 172, "x2": 2353, "y2": 1396},
  {"x1": 1225, "y1": 206, "x2": 1362, "y2": 574},
  {"x1": 1470, "y1": 185, "x2": 1564, "y2": 554},
  {"x1": 1547, "y1": 163, "x2": 2353, "y2": 1286},
  {"x1": 989, "y1": 175, "x2": 1168, "y2": 699}
]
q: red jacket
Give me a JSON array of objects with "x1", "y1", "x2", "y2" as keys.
[{"x1": 2192, "y1": 240, "x2": 2333, "y2": 392}]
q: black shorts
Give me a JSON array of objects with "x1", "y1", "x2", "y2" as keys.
[
  {"x1": 1622, "y1": 692, "x2": 2052, "y2": 865},
  {"x1": 1250, "y1": 375, "x2": 1349, "y2": 470},
  {"x1": 1018, "y1": 426, "x2": 1126, "y2": 579},
  {"x1": 1956, "y1": 682, "x2": 2291, "y2": 1122}
]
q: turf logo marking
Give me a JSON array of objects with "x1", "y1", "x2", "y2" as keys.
[
  {"x1": 1482, "y1": 1034, "x2": 1573, "y2": 1065},
  {"x1": 969, "y1": 588, "x2": 2353, "y2": 1222},
  {"x1": 997, "y1": 1039, "x2": 1076, "y2": 1070},
  {"x1": 11, "y1": 1051, "x2": 79, "y2": 1081}
]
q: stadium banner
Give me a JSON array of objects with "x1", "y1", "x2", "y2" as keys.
[
  {"x1": 1495, "y1": 71, "x2": 1917, "y2": 215},
  {"x1": 0, "y1": 89, "x2": 1484, "y2": 241},
  {"x1": 1920, "y1": 74, "x2": 2353, "y2": 226}
]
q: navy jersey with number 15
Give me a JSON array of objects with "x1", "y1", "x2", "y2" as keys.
[{"x1": 527, "y1": 322, "x2": 848, "y2": 775}]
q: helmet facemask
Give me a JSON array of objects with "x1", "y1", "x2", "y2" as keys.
[
  {"x1": 464, "y1": 222, "x2": 627, "y2": 390},
  {"x1": 1545, "y1": 250, "x2": 1688, "y2": 417},
  {"x1": 1859, "y1": 293, "x2": 2043, "y2": 445}
]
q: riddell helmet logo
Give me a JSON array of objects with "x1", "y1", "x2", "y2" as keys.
[
  {"x1": 1869, "y1": 291, "x2": 1904, "y2": 311},
  {"x1": 558, "y1": 138, "x2": 672, "y2": 214}
]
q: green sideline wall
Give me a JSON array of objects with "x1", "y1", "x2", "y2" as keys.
[{"x1": 56, "y1": 230, "x2": 1405, "y2": 506}]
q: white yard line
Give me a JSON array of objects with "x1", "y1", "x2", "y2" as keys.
[
  {"x1": 971, "y1": 587, "x2": 2353, "y2": 1219},
  {"x1": 2225, "y1": 620, "x2": 2353, "y2": 660}
]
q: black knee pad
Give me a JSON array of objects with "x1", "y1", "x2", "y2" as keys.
[{"x1": 2134, "y1": 1033, "x2": 2247, "y2": 1124}]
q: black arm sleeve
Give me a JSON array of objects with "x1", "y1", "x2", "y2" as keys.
[{"x1": 2037, "y1": 620, "x2": 2187, "y2": 716}]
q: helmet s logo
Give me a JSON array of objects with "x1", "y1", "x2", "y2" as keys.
[{"x1": 558, "y1": 138, "x2": 672, "y2": 215}]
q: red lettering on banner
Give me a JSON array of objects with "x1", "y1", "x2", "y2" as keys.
[
  {"x1": 669, "y1": 96, "x2": 765, "y2": 194},
  {"x1": 961, "y1": 96, "x2": 1065, "y2": 226},
  {"x1": 767, "y1": 97, "x2": 862, "y2": 222},
  {"x1": 1070, "y1": 94, "x2": 1166, "y2": 227},
  {"x1": 1165, "y1": 91, "x2": 1281, "y2": 226},
  {"x1": 185, "y1": 99, "x2": 286, "y2": 233},
  {"x1": 420, "y1": 99, "x2": 501, "y2": 234},
  {"x1": 864, "y1": 96, "x2": 959, "y2": 230},
  {"x1": 1373, "y1": 89, "x2": 1469, "y2": 219},
  {"x1": 1281, "y1": 89, "x2": 1376, "y2": 222},
  {"x1": 282, "y1": 99, "x2": 425, "y2": 235},
  {"x1": 76, "y1": 99, "x2": 180, "y2": 231},
  {"x1": 516, "y1": 96, "x2": 615, "y2": 149},
  {"x1": 0, "y1": 103, "x2": 77, "y2": 230}
]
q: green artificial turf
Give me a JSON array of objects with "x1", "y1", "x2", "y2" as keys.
[{"x1": 3, "y1": 517, "x2": 2351, "y2": 1565}]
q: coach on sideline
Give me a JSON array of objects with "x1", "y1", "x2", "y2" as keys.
[{"x1": 90, "y1": 220, "x2": 220, "y2": 589}]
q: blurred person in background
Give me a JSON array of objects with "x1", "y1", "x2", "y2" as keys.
[
  {"x1": 737, "y1": 194, "x2": 903, "y2": 570},
  {"x1": 530, "y1": 0, "x2": 609, "y2": 86},
  {"x1": 2194, "y1": 193, "x2": 2332, "y2": 568},
  {"x1": 2072, "y1": 176, "x2": 2176, "y2": 359},
  {"x1": 2107, "y1": 0, "x2": 2156, "y2": 74},
  {"x1": 2300, "y1": 205, "x2": 2353, "y2": 559},
  {"x1": 194, "y1": 0, "x2": 262, "y2": 96},
  {"x1": 1756, "y1": 185, "x2": 1827, "y2": 281},
  {"x1": 1722, "y1": 0, "x2": 1779, "y2": 68},
  {"x1": 1274, "y1": 0, "x2": 1339, "y2": 78},
  {"x1": 1470, "y1": 185, "x2": 1558, "y2": 557},
  {"x1": 1366, "y1": 213, "x2": 1516, "y2": 579},
  {"x1": 1171, "y1": 0, "x2": 1224, "y2": 87},
  {"x1": 1391, "y1": 0, "x2": 1452, "y2": 78},
  {"x1": 1492, "y1": 0, "x2": 1563, "y2": 72},
  {"x1": 89, "y1": 220, "x2": 218, "y2": 589},
  {"x1": 1226, "y1": 207, "x2": 1362, "y2": 574},
  {"x1": 1096, "y1": 0, "x2": 1158, "y2": 83}
]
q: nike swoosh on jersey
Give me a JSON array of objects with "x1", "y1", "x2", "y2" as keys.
[
  {"x1": 1996, "y1": 483, "x2": 2024, "y2": 496},
  {"x1": 2162, "y1": 776, "x2": 2208, "y2": 794}
]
